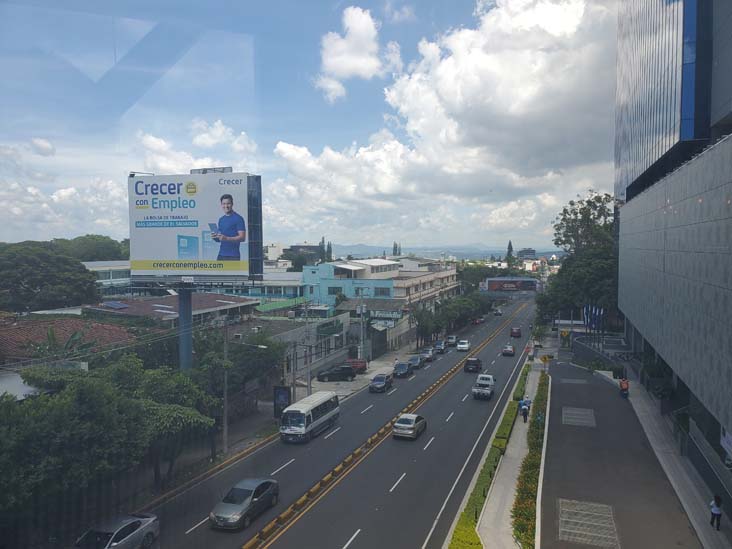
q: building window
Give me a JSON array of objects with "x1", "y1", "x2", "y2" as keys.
[
  {"x1": 328, "y1": 286, "x2": 341, "y2": 295},
  {"x1": 374, "y1": 287, "x2": 390, "y2": 297}
]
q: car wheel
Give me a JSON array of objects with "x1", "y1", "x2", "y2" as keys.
[
  {"x1": 348, "y1": 376, "x2": 354, "y2": 381},
  {"x1": 271, "y1": 493, "x2": 278, "y2": 507},
  {"x1": 141, "y1": 533, "x2": 155, "y2": 549},
  {"x1": 242, "y1": 515, "x2": 251, "y2": 529}
]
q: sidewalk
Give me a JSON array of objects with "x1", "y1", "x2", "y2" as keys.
[
  {"x1": 623, "y1": 366, "x2": 732, "y2": 549},
  {"x1": 477, "y1": 367, "x2": 540, "y2": 548}
]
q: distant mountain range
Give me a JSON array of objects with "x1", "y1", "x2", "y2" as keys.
[{"x1": 331, "y1": 243, "x2": 564, "y2": 260}]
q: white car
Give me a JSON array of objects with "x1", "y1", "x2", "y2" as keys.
[{"x1": 456, "y1": 339, "x2": 470, "y2": 351}]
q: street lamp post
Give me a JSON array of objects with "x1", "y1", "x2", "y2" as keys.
[{"x1": 220, "y1": 319, "x2": 267, "y2": 455}]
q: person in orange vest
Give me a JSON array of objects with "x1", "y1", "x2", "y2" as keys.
[{"x1": 619, "y1": 378, "x2": 630, "y2": 396}]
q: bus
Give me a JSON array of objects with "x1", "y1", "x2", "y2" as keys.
[{"x1": 279, "y1": 391, "x2": 340, "y2": 443}]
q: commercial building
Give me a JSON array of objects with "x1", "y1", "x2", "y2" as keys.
[
  {"x1": 615, "y1": 0, "x2": 732, "y2": 504},
  {"x1": 516, "y1": 248, "x2": 537, "y2": 260},
  {"x1": 304, "y1": 257, "x2": 459, "y2": 353}
]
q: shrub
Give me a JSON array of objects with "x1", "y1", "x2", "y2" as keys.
[
  {"x1": 511, "y1": 372, "x2": 549, "y2": 548},
  {"x1": 513, "y1": 363, "x2": 531, "y2": 400},
  {"x1": 492, "y1": 438, "x2": 507, "y2": 454}
]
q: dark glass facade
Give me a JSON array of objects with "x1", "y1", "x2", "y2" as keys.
[{"x1": 614, "y1": 0, "x2": 712, "y2": 202}]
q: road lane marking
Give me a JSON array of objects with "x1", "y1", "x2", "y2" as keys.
[
  {"x1": 270, "y1": 458, "x2": 295, "y2": 476},
  {"x1": 462, "y1": 394, "x2": 468, "y2": 402},
  {"x1": 387, "y1": 388, "x2": 397, "y2": 395},
  {"x1": 342, "y1": 529, "x2": 361, "y2": 549},
  {"x1": 424, "y1": 364, "x2": 432, "y2": 370},
  {"x1": 257, "y1": 304, "x2": 531, "y2": 549},
  {"x1": 491, "y1": 360, "x2": 496, "y2": 365},
  {"x1": 420, "y1": 346, "x2": 529, "y2": 549},
  {"x1": 185, "y1": 516, "x2": 208, "y2": 535},
  {"x1": 423, "y1": 436, "x2": 435, "y2": 451},
  {"x1": 360, "y1": 404, "x2": 374, "y2": 414},
  {"x1": 324, "y1": 427, "x2": 341, "y2": 439},
  {"x1": 446, "y1": 412, "x2": 454, "y2": 423},
  {"x1": 389, "y1": 472, "x2": 407, "y2": 493},
  {"x1": 408, "y1": 375, "x2": 416, "y2": 381}
]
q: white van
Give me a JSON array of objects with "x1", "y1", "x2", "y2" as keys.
[{"x1": 280, "y1": 391, "x2": 339, "y2": 443}]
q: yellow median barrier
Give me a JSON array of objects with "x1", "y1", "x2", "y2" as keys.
[
  {"x1": 294, "y1": 494, "x2": 309, "y2": 510},
  {"x1": 321, "y1": 473, "x2": 333, "y2": 485},
  {"x1": 308, "y1": 483, "x2": 321, "y2": 498},
  {"x1": 241, "y1": 534, "x2": 260, "y2": 549},
  {"x1": 277, "y1": 507, "x2": 295, "y2": 525},
  {"x1": 260, "y1": 519, "x2": 278, "y2": 540},
  {"x1": 343, "y1": 454, "x2": 354, "y2": 465}
]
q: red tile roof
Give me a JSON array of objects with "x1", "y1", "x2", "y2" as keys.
[{"x1": 0, "y1": 317, "x2": 134, "y2": 364}]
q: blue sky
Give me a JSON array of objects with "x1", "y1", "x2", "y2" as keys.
[{"x1": 0, "y1": 0, "x2": 617, "y2": 249}]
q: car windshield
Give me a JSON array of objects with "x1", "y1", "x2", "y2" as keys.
[
  {"x1": 476, "y1": 383, "x2": 492, "y2": 388},
  {"x1": 223, "y1": 487, "x2": 253, "y2": 505},
  {"x1": 281, "y1": 412, "x2": 306, "y2": 428},
  {"x1": 396, "y1": 417, "x2": 414, "y2": 425},
  {"x1": 396, "y1": 363, "x2": 408, "y2": 371},
  {"x1": 409, "y1": 356, "x2": 419, "y2": 363},
  {"x1": 75, "y1": 530, "x2": 113, "y2": 549},
  {"x1": 373, "y1": 375, "x2": 386, "y2": 382}
]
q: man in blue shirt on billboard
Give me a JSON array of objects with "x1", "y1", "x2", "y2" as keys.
[{"x1": 212, "y1": 194, "x2": 246, "y2": 261}]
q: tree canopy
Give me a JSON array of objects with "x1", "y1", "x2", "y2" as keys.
[{"x1": 0, "y1": 242, "x2": 99, "y2": 312}]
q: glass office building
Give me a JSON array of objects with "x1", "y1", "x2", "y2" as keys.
[{"x1": 614, "y1": 0, "x2": 712, "y2": 202}]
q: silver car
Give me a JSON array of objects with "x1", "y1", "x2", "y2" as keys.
[
  {"x1": 209, "y1": 478, "x2": 279, "y2": 530},
  {"x1": 74, "y1": 513, "x2": 158, "y2": 549},
  {"x1": 392, "y1": 413, "x2": 427, "y2": 440}
]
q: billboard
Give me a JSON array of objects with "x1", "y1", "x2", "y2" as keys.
[
  {"x1": 129, "y1": 172, "x2": 257, "y2": 278},
  {"x1": 484, "y1": 278, "x2": 538, "y2": 292}
]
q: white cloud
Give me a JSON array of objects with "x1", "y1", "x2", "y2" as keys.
[
  {"x1": 315, "y1": 6, "x2": 405, "y2": 101},
  {"x1": 315, "y1": 75, "x2": 347, "y2": 103},
  {"x1": 191, "y1": 119, "x2": 235, "y2": 148},
  {"x1": 30, "y1": 137, "x2": 56, "y2": 156},
  {"x1": 231, "y1": 132, "x2": 258, "y2": 154},
  {"x1": 385, "y1": 1, "x2": 416, "y2": 23},
  {"x1": 138, "y1": 131, "x2": 218, "y2": 174},
  {"x1": 272, "y1": 0, "x2": 617, "y2": 247},
  {"x1": 320, "y1": 7, "x2": 382, "y2": 81}
]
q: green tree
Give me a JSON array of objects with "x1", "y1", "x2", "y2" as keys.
[
  {"x1": 25, "y1": 326, "x2": 96, "y2": 359},
  {"x1": 552, "y1": 190, "x2": 614, "y2": 253},
  {"x1": 119, "y1": 238, "x2": 130, "y2": 259},
  {"x1": 506, "y1": 240, "x2": 514, "y2": 265},
  {"x1": 53, "y1": 234, "x2": 125, "y2": 261},
  {"x1": 538, "y1": 190, "x2": 617, "y2": 321},
  {"x1": 326, "y1": 241, "x2": 333, "y2": 261},
  {"x1": 0, "y1": 243, "x2": 99, "y2": 312}
]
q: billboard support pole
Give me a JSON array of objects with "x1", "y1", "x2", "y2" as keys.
[{"x1": 179, "y1": 287, "x2": 193, "y2": 370}]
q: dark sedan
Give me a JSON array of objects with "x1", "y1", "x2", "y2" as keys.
[
  {"x1": 393, "y1": 362, "x2": 413, "y2": 378},
  {"x1": 407, "y1": 355, "x2": 425, "y2": 370},
  {"x1": 434, "y1": 340, "x2": 447, "y2": 353},
  {"x1": 316, "y1": 365, "x2": 356, "y2": 382}
]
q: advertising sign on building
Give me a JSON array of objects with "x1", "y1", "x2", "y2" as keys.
[
  {"x1": 721, "y1": 426, "x2": 732, "y2": 458},
  {"x1": 128, "y1": 172, "x2": 250, "y2": 277}
]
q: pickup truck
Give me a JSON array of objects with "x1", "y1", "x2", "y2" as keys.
[{"x1": 472, "y1": 374, "x2": 495, "y2": 400}]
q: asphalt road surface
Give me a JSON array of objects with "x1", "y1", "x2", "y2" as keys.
[{"x1": 153, "y1": 299, "x2": 535, "y2": 549}]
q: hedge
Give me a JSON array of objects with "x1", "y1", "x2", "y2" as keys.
[
  {"x1": 448, "y1": 446, "x2": 502, "y2": 548},
  {"x1": 513, "y1": 363, "x2": 531, "y2": 401},
  {"x1": 494, "y1": 401, "x2": 518, "y2": 444},
  {"x1": 511, "y1": 371, "x2": 549, "y2": 548}
]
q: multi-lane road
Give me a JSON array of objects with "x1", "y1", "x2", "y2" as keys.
[{"x1": 154, "y1": 299, "x2": 535, "y2": 549}]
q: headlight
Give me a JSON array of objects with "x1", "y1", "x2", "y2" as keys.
[{"x1": 209, "y1": 512, "x2": 215, "y2": 521}]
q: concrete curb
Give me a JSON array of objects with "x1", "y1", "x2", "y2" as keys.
[
  {"x1": 438, "y1": 357, "x2": 530, "y2": 549},
  {"x1": 534, "y1": 373, "x2": 551, "y2": 549},
  {"x1": 255, "y1": 304, "x2": 530, "y2": 549}
]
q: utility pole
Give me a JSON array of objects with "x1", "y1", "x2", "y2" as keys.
[{"x1": 223, "y1": 321, "x2": 229, "y2": 455}]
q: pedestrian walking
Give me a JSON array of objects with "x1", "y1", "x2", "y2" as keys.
[
  {"x1": 521, "y1": 405, "x2": 529, "y2": 423},
  {"x1": 710, "y1": 495, "x2": 722, "y2": 531},
  {"x1": 524, "y1": 395, "x2": 532, "y2": 409},
  {"x1": 518, "y1": 397, "x2": 525, "y2": 410}
]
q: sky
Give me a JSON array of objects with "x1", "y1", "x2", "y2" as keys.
[{"x1": 0, "y1": 0, "x2": 617, "y2": 249}]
